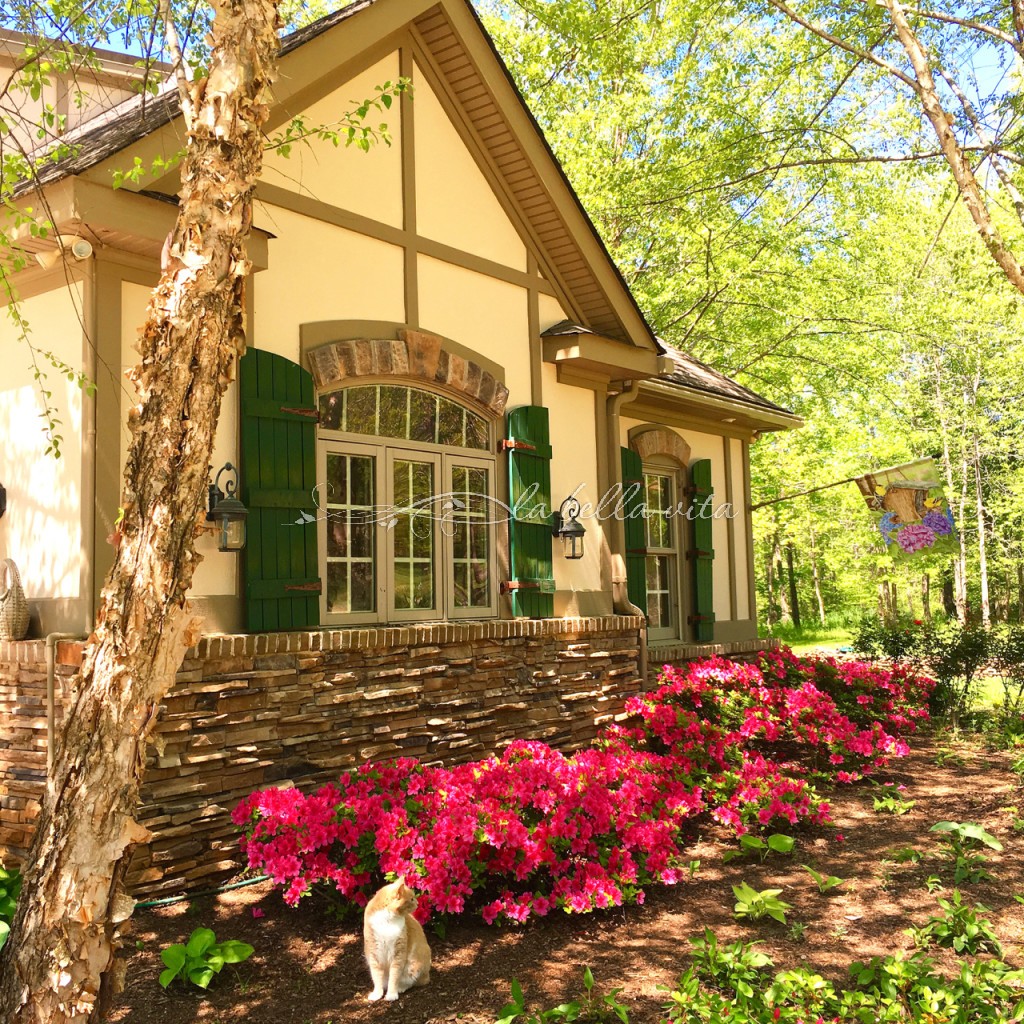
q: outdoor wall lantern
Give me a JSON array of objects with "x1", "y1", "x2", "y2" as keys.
[
  {"x1": 206, "y1": 462, "x2": 248, "y2": 552},
  {"x1": 553, "y1": 496, "x2": 586, "y2": 560}
]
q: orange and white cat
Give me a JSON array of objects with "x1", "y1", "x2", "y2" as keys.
[{"x1": 363, "y1": 877, "x2": 432, "y2": 1002}]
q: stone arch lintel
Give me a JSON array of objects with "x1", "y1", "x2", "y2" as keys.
[
  {"x1": 306, "y1": 329, "x2": 509, "y2": 416},
  {"x1": 628, "y1": 424, "x2": 691, "y2": 467}
]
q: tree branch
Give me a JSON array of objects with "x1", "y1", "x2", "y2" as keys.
[
  {"x1": 763, "y1": 0, "x2": 920, "y2": 90},
  {"x1": 880, "y1": 0, "x2": 1024, "y2": 296}
]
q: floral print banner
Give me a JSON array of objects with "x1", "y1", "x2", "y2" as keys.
[{"x1": 855, "y1": 458, "x2": 957, "y2": 559}]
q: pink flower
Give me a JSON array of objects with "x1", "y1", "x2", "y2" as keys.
[{"x1": 251, "y1": 907, "x2": 265, "y2": 919}]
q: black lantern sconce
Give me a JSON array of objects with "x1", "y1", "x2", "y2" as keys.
[
  {"x1": 552, "y1": 495, "x2": 586, "y2": 560},
  {"x1": 206, "y1": 462, "x2": 248, "y2": 552}
]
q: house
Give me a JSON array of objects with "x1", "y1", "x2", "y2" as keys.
[{"x1": 0, "y1": 0, "x2": 799, "y2": 891}]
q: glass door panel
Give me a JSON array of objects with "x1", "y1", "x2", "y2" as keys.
[
  {"x1": 390, "y1": 455, "x2": 438, "y2": 615},
  {"x1": 324, "y1": 451, "x2": 377, "y2": 615},
  {"x1": 450, "y1": 463, "x2": 492, "y2": 612}
]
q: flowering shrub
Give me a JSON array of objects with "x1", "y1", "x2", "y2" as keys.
[{"x1": 234, "y1": 652, "x2": 932, "y2": 925}]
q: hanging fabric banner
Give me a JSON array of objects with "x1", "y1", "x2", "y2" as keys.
[{"x1": 854, "y1": 458, "x2": 957, "y2": 559}]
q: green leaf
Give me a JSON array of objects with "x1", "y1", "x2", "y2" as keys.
[
  {"x1": 158, "y1": 967, "x2": 178, "y2": 989},
  {"x1": 215, "y1": 940, "x2": 254, "y2": 964},
  {"x1": 511, "y1": 978, "x2": 524, "y2": 1005},
  {"x1": 583, "y1": 966, "x2": 594, "y2": 991},
  {"x1": 185, "y1": 927, "x2": 216, "y2": 958},
  {"x1": 0, "y1": 920, "x2": 9, "y2": 951},
  {"x1": 767, "y1": 834, "x2": 795, "y2": 854},
  {"x1": 160, "y1": 944, "x2": 186, "y2": 972},
  {"x1": 187, "y1": 964, "x2": 216, "y2": 990}
]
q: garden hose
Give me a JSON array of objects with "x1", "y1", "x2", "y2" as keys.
[{"x1": 133, "y1": 874, "x2": 270, "y2": 910}]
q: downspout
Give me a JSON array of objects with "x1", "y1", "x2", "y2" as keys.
[
  {"x1": 45, "y1": 632, "x2": 81, "y2": 774},
  {"x1": 606, "y1": 380, "x2": 647, "y2": 681}
]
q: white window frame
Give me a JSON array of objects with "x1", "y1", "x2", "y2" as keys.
[
  {"x1": 317, "y1": 382, "x2": 498, "y2": 626},
  {"x1": 643, "y1": 460, "x2": 685, "y2": 642}
]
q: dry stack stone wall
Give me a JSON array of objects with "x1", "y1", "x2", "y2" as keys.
[
  {"x1": 1, "y1": 618, "x2": 645, "y2": 896},
  {"x1": 0, "y1": 640, "x2": 77, "y2": 863}
]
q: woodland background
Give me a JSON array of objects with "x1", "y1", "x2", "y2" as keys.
[{"x1": 471, "y1": 0, "x2": 1024, "y2": 637}]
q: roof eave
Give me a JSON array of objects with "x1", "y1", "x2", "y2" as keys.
[{"x1": 637, "y1": 378, "x2": 803, "y2": 433}]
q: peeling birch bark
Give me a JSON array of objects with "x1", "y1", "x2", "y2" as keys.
[{"x1": 0, "y1": 0, "x2": 281, "y2": 1020}]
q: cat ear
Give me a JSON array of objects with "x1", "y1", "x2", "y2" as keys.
[{"x1": 396, "y1": 875, "x2": 406, "y2": 887}]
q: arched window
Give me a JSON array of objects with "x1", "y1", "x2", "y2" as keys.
[{"x1": 316, "y1": 382, "x2": 497, "y2": 624}]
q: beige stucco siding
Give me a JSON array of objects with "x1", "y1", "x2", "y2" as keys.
[
  {"x1": 0, "y1": 281, "x2": 83, "y2": 599},
  {"x1": 537, "y1": 292, "x2": 569, "y2": 333},
  {"x1": 413, "y1": 63, "x2": 527, "y2": 272},
  {"x1": 252, "y1": 205, "x2": 406, "y2": 362},
  {"x1": 119, "y1": 282, "x2": 238, "y2": 598},
  {"x1": 731, "y1": 437, "x2": 750, "y2": 621},
  {"x1": 261, "y1": 53, "x2": 404, "y2": 228},
  {"x1": 417, "y1": 255, "x2": 530, "y2": 406},
  {"x1": 542, "y1": 364, "x2": 605, "y2": 605}
]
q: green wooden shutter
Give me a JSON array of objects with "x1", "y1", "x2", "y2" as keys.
[
  {"x1": 688, "y1": 458, "x2": 715, "y2": 642},
  {"x1": 505, "y1": 405, "x2": 554, "y2": 618},
  {"x1": 620, "y1": 447, "x2": 647, "y2": 614},
  {"x1": 239, "y1": 348, "x2": 320, "y2": 632}
]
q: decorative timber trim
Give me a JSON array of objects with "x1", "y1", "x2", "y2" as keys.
[
  {"x1": 629, "y1": 425, "x2": 691, "y2": 467},
  {"x1": 307, "y1": 329, "x2": 510, "y2": 415}
]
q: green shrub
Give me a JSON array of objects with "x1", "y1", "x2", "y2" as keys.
[
  {"x1": 159, "y1": 927, "x2": 254, "y2": 990},
  {"x1": 657, "y1": 928, "x2": 1024, "y2": 1024}
]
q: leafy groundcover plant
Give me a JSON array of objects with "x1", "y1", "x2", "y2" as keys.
[
  {"x1": 234, "y1": 651, "x2": 932, "y2": 925},
  {"x1": 159, "y1": 927, "x2": 254, "y2": 990}
]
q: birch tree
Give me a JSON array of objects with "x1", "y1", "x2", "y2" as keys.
[{"x1": 0, "y1": 0, "x2": 284, "y2": 1019}]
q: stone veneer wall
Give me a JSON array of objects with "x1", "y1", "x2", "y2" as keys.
[
  {"x1": 1, "y1": 618, "x2": 646, "y2": 896},
  {"x1": 0, "y1": 640, "x2": 77, "y2": 863}
]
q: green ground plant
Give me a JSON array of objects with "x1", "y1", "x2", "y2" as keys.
[
  {"x1": 0, "y1": 862, "x2": 21, "y2": 952},
  {"x1": 908, "y1": 891, "x2": 1002, "y2": 955},
  {"x1": 873, "y1": 793, "x2": 916, "y2": 815},
  {"x1": 158, "y1": 928, "x2": 254, "y2": 991},
  {"x1": 930, "y1": 821, "x2": 1002, "y2": 884},
  {"x1": 732, "y1": 883, "x2": 792, "y2": 924},
  {"x1": 496, "y1": 968, "x2": 629, "y2": 1024},
  {"x1": 801, "y1": 864, "x2": 847, "y2": 893},
  {"x1": 722, "y1": 833, "x2": 795, "y2": 863},
  {"x1": 654, "y1": 931, "x2": 1024, "y2": 1024}
]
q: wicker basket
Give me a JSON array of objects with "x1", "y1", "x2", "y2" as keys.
[{"x1": 0, "y1": 558, "x2": 29, "y2": 641}]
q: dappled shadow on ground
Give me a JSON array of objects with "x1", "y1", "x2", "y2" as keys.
[{"x1": 108, "y1": 734, "x2": 1024, "y2": 1024}]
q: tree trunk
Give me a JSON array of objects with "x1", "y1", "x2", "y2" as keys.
[
  {"x1": 808, "y1": 520, "x2": 826, "y2": 625},
  {"x1": 1018, "y1": 562, "x2": 1024, "y2": 623},
  {"x1": 773, "y1": 533, "x2": 791, "y2": 625},
  {"x1": 0, "y1": 1, "x2": 281, "y2": 1020},
  {"x1": 765, "y1": 547, "x2": 778, "y2": 625},
  {"x1": 922, "y1": 573, "x2": 932, "y2": 623},
  {"x1": 942, "y1": 572, "x2": 955, "y2": 617},
  {"x1": 973, "y1": 431, "x2": 991, "y2": 625},
  {"x1": 785, "y1": 542, "x2": 801, "y2": 629}
]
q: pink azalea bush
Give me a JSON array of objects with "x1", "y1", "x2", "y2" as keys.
[{"x1": 233, "y1": 652, "x2": 932, "y2": 925}]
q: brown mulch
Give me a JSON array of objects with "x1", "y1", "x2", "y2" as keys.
[{"x1": 108, "y1": 733, "x2": 1024, "y2": 1024}]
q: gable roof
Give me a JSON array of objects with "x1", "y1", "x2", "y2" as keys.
[
  {"x1": 17, "y1": 0, "x2": 661, "y2": 350},
  {"x1": 11, "y1": 0, "x2": 798, "y2": 429}
]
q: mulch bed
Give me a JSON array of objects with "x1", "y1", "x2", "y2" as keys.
[{"x1": 109, "y1": 732, "x2": 1024, "y2": 1023}]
